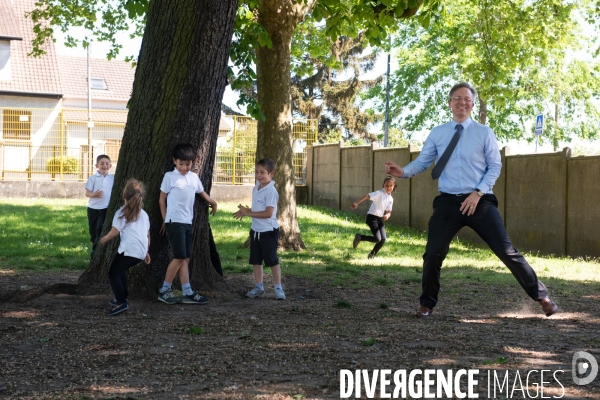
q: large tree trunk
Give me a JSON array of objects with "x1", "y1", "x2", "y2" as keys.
[
  {"x1": 78, "y1": 0, "x2": 239, "y2": 295},
  {"x1": 255, "y1": 0, "x2": 314, "y2": 250}
]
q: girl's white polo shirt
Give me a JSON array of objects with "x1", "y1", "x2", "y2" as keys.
[
  {"x1": 367, "y1": 189, "x2": 393, "y2": 217},
  {"x1": 251, "y1": 180, "x2": 279, "y2": 232},
  {"x1": 160, "y1": 169, "x2": 204, "y2": 224},
  {"x1": 85, "y1": 172, "x2": 114, "y2": 209},
  {"x1": 112, "y1": 207, "x2": 150, "y2": 260}
]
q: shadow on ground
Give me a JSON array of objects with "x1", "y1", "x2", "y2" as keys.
[{"x1": 0, "y1": 270, "x2": 598, "y2": 399}]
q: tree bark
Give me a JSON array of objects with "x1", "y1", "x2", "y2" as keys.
[
  {"x1": 478, "y1": 98, "x2": 487, "y2": 125},
  {"x1": 78, "y1": 0, "x2": 239, "y2": 295},
  {"x1": 255, "y1": 0, "x2": 314, "y2": 250}
]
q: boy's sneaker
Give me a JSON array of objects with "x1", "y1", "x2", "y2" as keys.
[
  {"x1": 246, "y1": 287, "x2": 265, "y2": 298},
  {"x1": 107, "y1": 302, "x2": 129, "y2": 316},
  {"x1": 181, "y1": 291, "x2": 210, "y2": 305},
  {"x1": 275, "y1": 287, "x2": 286, "y2": 300},
  {"x1": 157, "y1": 289, "x2": 181, "y2": 305}
]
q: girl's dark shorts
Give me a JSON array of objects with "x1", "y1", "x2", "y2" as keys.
[
  {"x1": 249, "y1": 228, "x2": 279, "y2": 267},
  {"x1": 165, "y1": 222, "x2": 193, "y2": 259}
]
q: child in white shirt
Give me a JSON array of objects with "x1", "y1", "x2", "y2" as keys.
[
  {"x1": 350, "y1": 176, "x2": 396, "y2": 259},
  {"x1": 157, "y1": 144, "x2": 217, "y2": 305},
  {"x1": 98, "y1": 179, "x2": 150, "y2": 316},
  {"x1": 85, "y1": 155, "x2": 114, "y2": 257},
  {"x1": 233, "y1": 158, "x2": 285, "y2": 300}
]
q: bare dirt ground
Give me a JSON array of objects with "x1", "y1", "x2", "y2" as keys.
[{"x1": 0, "y1": 270, "x2": 599, "y2": 400}]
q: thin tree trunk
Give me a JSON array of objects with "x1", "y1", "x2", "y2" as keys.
[
  {"x1": 255, "y1": 0, "x2": 314, "y2": 250},
  {"x1": 478, "y1": 98, "x2": 487, "y2": 125},
  {"x1": 78, "y1": 0, "x2": 239, "y2": 295}
]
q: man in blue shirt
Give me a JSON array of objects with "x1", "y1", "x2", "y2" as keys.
[{"x1": 385, "y1": 82, "x2": 558, "y2": 318}]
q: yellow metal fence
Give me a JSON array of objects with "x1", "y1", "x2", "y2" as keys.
[
  {"x1": 213, "y1": 116, "x2": 317, "y2": 185},
  {"x1": 0, "y1": 108, "x2": 317, "y2": 184}
]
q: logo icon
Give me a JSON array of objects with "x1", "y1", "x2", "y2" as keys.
[{"x1": 572, "y1": 351, "x2": 598, "y2": 385}]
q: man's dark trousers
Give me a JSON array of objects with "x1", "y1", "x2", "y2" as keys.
[{"x1": 420, "y1": 193, "x2": 548, "y2": 309}]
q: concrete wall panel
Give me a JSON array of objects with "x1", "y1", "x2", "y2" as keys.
[
  {"x1": 341, "y1": 145, "x2": 373, "y2": 215},
  {"x1": 409, "y1": 150, "x2": 438, "y2": 231},
  {"x1": 373, "y1": 147, "x2": 411, "y2": 227},
  {"x1": 306, "y1": 146, "x2": 314, "y2": 205},
  {"x1": 311, "y1": 143, "x2": 341, "y2": 209},
  {"x1": 567, "y1": 156, "x2": 600, "y2": 257},
  {"x1": 505, "y1": 150, "x2": 569, "y2": 255}
]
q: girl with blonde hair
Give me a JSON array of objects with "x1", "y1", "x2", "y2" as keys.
[{"x1": 99, "y1": 179, "x2": 151, "y2": 316}]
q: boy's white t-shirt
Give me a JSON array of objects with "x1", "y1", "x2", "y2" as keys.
[
  {"x1": 367, "y1": 189, "x2": 394, "y2": 217},
  {"x1": 160, "y1": 169, "x2": 204, "y2": 224},
  {"x1": 85, "y1": 172, "x2": 114, "y2": 209},
  {"x1": 112, "y1": 207, "x2": 150, "y2": 260},
  {"x1": 251, "y1": 180, "x2": 279, "y2": 232}
]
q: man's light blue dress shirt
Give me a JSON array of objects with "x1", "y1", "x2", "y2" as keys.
[{"x1": 402, "y1": 118, "x2": 502, "y2": 194}]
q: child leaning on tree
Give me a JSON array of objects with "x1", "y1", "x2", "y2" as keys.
[{"x1": 157, "y1": 143, "x2": 218, "y2": 305}]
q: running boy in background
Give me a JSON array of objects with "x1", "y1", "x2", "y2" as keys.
[
  {"x1": 350, "y1": 176, "x2": 396, "y2": 259},
  {"x1": 233, "y1": 158, "x2": 285, "y2": 300},
  {"x1": 85, "y1": 154, "x2": 114, "y2": 258},
  {"x1": 158, "y1": 143, "x2": 217, "y2": 305},
  {"x1": 98, "y1": 179, "x2": 150, "y2": 316}
]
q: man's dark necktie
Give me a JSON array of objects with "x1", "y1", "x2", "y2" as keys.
[{"x1": 431, "y1": 124, "x2": 463, "y2": 180}]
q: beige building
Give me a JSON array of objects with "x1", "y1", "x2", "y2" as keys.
[{"x1": 0, "y1": 0, "x2": 135, "y2": 179}]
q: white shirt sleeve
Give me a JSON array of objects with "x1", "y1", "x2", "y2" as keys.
[{"x1": 265, "y1": 187, "x2": 278, "y2": 208}]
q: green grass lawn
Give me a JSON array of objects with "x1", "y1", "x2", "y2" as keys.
[
  {"x1": 1, "y1": 198, "x2": 599, "y2": 293},
  {"x1": 0, "y1": 198, "x2": 91, "y2": 270}
]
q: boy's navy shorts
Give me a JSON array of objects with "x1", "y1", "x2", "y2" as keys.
[
  {"x1": 249, "y1": 228, "x2": 279, "y2": 267},
  {"x1": 165, "y1": 222, "x2": 193, "y2": 259}
]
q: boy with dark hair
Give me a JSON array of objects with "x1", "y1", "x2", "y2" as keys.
[
  {"x1": 85, "y1": 154, "x2": 114, "y2": 257},
  {"x1": 158, "y1": 143, "x2": 218, "y2": 305},
  {"x1": 233, "y1": 157, "x2": 285, "y2": 300}
]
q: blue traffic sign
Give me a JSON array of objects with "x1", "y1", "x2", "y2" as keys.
[{"x1": 535, "y1": 114, "x2": 544, "y2": 136}]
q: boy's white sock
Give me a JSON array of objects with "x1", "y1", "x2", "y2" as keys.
[
  {"x1": 160, "y1": 281, "x2": 171, "y2": 293},
  {"x1": 181, "y1": 283, "x2": 194, "y2": 296},
  {"x1": 256, "y1": 283, "x2": 264, "y2": 290},
  {"x1": 274, "y1": 284, "x2": 282, "y2": 291}
]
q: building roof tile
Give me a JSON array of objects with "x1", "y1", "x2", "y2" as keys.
[
  {"x1": 58, "y1": 55, "x2": 135, "y2": 101},
  {"x1": 0, "y1": 0, "x2": 21, "y2": 39},
  {"x1": 0, "y1": 0, "x2": 61, "y2": 95}
]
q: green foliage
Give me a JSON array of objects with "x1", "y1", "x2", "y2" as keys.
[
  {"x1": 344, "y1": 136, "x2": 368, "y2": 146},
  {"x1": 27, "y1": 0, "x2": 434, "y2": 131},
  {"x1": 28, "y1": 0, "x2": 148, "y2": 61},
  {"x1": 46, "y1": 157, "x2": 79, "y2": 174},
  {"x1": 319, "y1": 128, "x2": 343, "y2": 144},
  {"x1": 364, "y1": 0, "x2": 600, "y2": 144},
  {"x1": 376, "y1": 127, "x2": 422, "y2": 148}
]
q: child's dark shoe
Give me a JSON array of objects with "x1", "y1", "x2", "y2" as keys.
[{"x1": 107, "y1": 302, "x2": 129, "y2": 316}]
